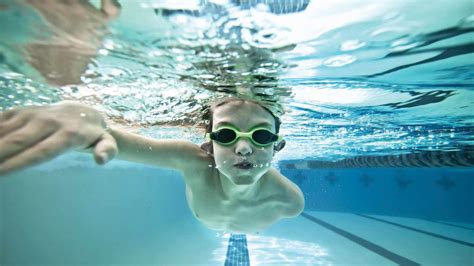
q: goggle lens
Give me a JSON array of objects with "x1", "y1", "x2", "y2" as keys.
[
  {"x1": 252, "y1": 129, "x2": 275, "y2": 144},
  {"x1": 210, "y1": 128, "x2": 278, "y2": 146},
  {"x1": 213, "y1": 128, "x2": 236, "y2": 143}
]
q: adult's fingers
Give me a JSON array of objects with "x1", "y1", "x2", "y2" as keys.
[
  {"x1": 0, "y1": 116, "x2": 27, "y2": 138},
  {"x1": 93, "y1": 132, "x2": 118, "y2": 165},
  {"x1": 0, "y1": 122, "x2": 57, "y2": 162},
  {"x1": 0, "y1": 130, "x2": 73, "y2": 176}
]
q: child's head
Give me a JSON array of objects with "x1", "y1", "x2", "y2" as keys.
[{"x1": 201, "y1": 97, "x2": 285, "y2": 185}]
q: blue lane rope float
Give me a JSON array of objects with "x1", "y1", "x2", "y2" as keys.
[{"x1": 283, "y1": 149, "x2": 474, "y2": 169}]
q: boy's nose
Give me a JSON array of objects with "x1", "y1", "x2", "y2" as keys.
[{"x1": 234, "y1": 138, "x2": 253, "y2": 156}]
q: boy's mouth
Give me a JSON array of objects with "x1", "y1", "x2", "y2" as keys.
[{"x1": 234, "y1": 161, "x2": 253, "y2": 169}]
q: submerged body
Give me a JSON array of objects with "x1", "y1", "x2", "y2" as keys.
[
  {"x1": 108, "y1": 130, "x2": 303, "y2": 234},
  {"x1": 110, "y1": 100, "x2": 304, "y2": 234},
  {"x1": 185, "y1": 162, "x2": 302, "y2": 234}
]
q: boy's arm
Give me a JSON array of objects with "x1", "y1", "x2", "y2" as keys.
[
  {"x1": 106, "y1": 128, "x2": 209, "y2": 173},
  {"x1": 267, "y1": 168, "x2": 305, "y2": 217}
]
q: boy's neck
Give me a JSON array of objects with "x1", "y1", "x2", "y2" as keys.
[{"x1": 218, "y1": 171, "x2": 266, "y2": 199}]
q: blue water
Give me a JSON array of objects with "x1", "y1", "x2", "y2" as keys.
[{"x1": 1, "y1": 0, "x2": 473, "y2": 264}]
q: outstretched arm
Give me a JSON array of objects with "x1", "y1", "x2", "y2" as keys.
[
  {"x1": 0, "y1": 102, "x2": 208, "y2": 176},
  {"x1": 106, "y1": 128, "x2": 209, "y2": 173}
]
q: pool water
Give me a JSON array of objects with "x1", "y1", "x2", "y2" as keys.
[
  {"x1": 1, "y1": 0, "x2": 473, "y2": 265},
  {"x1": 2, "y1": 155, "x2": 473, "y2": 265}
]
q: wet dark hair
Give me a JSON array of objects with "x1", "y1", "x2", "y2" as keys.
[{"x1": 200, "y1": 97, "x2": 285, "y2": 155}]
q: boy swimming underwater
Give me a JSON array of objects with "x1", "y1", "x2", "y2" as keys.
[{"x1": 0, "y1": 98, "x2": 304, "y2": 234}]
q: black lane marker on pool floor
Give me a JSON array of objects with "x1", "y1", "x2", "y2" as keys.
[
  {"x1": 357, "y1": 214, "x2": 474, "y2": 247},
  {"x1": 301, "y1": 212, "x2": 420, "y2": 266},
  {"x1": 224, "y1": 234, "x2": 250, "y2": 266},
  {"x1": 427, "y1": 219, "x2": 474, "y2": 231}
]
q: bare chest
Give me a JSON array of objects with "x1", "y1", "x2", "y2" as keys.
[{"x1": 184, "y1": 171, "x2": 284, "y2": 234}]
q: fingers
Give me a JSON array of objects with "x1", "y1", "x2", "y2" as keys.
[
  {"x1": 0, "y1": 116, "x2": 27, "y2": 137},
  {"x1": 0, "y1": 130, "x2": 73, "y2": 175},
  {"x1": 0, "y1": 122, "x2": 57, "y2": 163},
  {"x1": 93, "y1": 132, "x2": 118, "y2": 165}
]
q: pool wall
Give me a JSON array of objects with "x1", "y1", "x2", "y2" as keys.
[{"x1": 281, "y1": 166, "x2": 474, "y2": 223}]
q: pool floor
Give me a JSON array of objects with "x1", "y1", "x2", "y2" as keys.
[{"x1": 241, "y1": 211, "x2": 474, "y2": 265}]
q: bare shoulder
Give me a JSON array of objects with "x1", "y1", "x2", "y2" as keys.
[
  {"x1": 148, "y1": 139, "x2": 214, "y2": 175},
  {"x1": 172, "y1": 140, "x2": 215, "y2": 174},
  {"x1": 265, "y1": 167, "x2": 305, "y2": 217}
]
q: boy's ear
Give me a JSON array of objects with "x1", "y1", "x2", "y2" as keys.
[{"x1": 274, "y1": 140, "x2": 286, "y2": 152}]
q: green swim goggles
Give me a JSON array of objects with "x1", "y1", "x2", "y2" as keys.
[{"x1": 206, "y1": 126, "x2": 283, "y2": 147}]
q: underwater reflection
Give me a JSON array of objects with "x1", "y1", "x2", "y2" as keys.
[
  {"x1": 3, "y1": 0, "x2": 120, "y2": 86},
  {"x1": 246, "y1": 234, "x2": 331, "y2": 265}
]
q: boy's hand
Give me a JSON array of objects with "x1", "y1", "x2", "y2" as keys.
[{"x1": 0, "y1": 102, "x2": 118, "y2": 175}]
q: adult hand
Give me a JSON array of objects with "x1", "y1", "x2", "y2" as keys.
[{"x1": 0, "y1": 102, "x2": 118, "y2": 175}]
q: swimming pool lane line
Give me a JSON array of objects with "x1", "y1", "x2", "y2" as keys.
[
  {"x1": 423, "y1": 219, "x2": 474, "y2": 231},
  {"x1": 356, "y1": 214, "x2": 474, "y2": 247},
  {"x1": 224, "y1": 234, "x2": 250, "y2": 266},
  {"x1": 301, "y1": 212, "x2": 421, "y2": 266}
]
